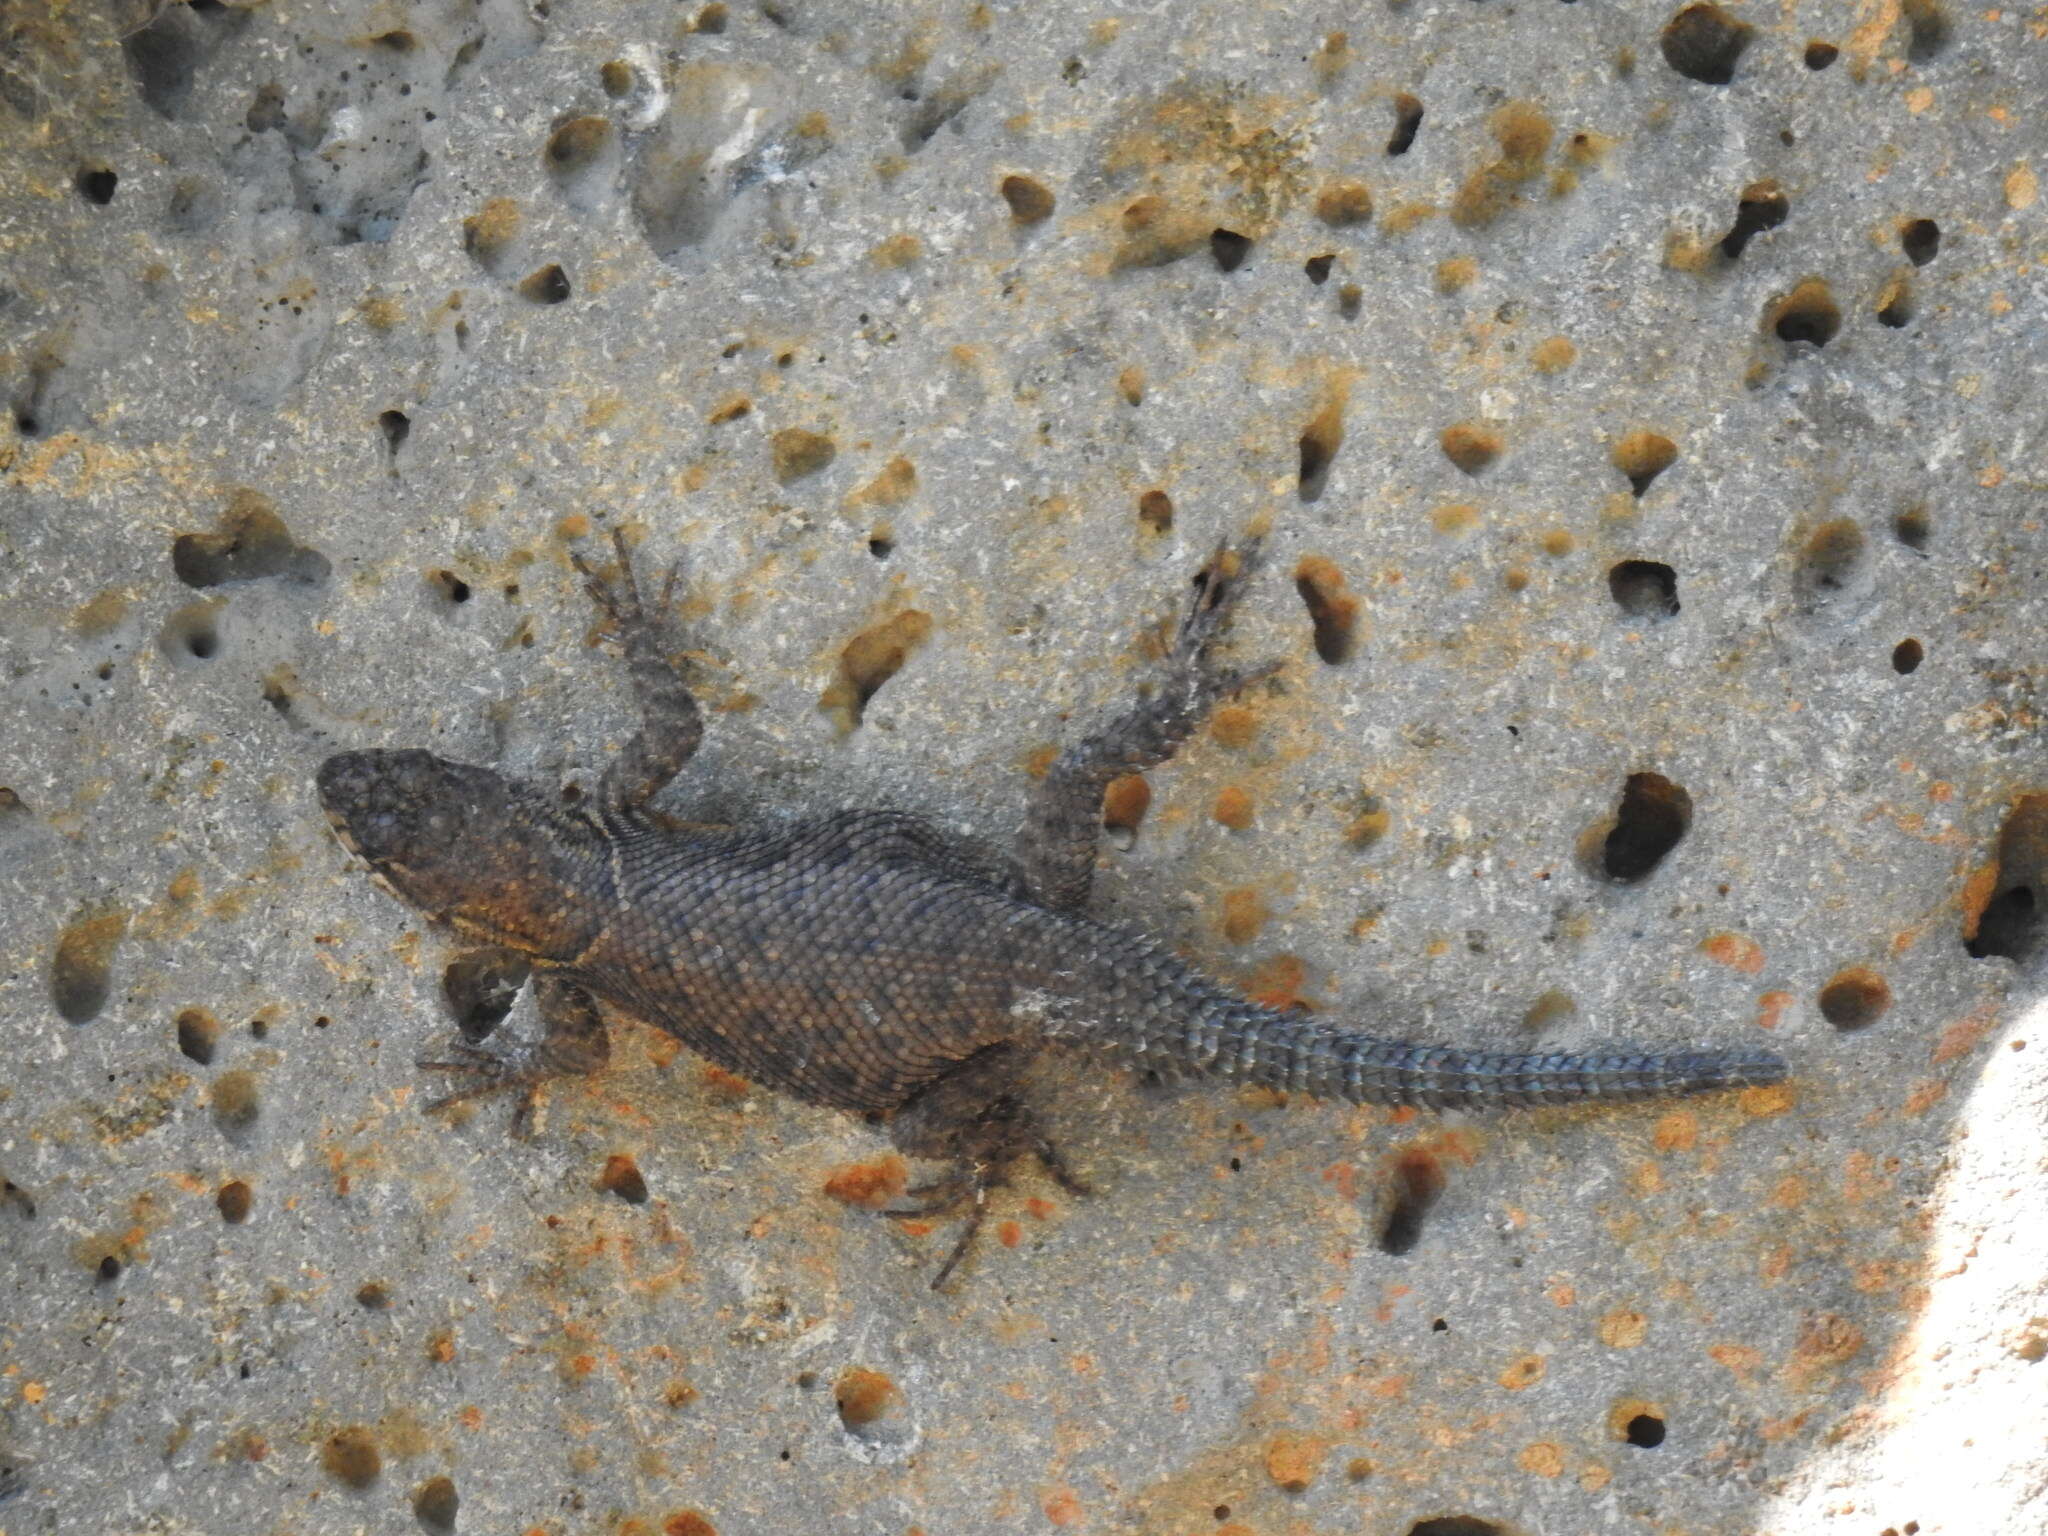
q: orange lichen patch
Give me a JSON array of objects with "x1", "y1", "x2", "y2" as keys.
[
  {"x1": 1210, "y1": 704, "x2": 1259, "y2": 748},
  {"x1": 1449, "y1": 165, "x2": 1511, "y2": 228},
  {"x1": 1293, "y1": 555, "x2": 1360, "y2": 662},
  {"x1": 1786, "y1": 1313, "x2": 1864, "y2": 1384},
  {"x1": 2006, "y1": 163, "x2": 2039, "y2": 211},
  {"x1": 321, "y1": 1426, "x2": 381, "y2": 1489},
  {"x1": 1740, "y1": 1082, "x2": 1796, "y2": 1116},
  {"x1": 1429, "y1": 502, "x2": 1480, "y2": 537},
  {"x1": 818, "y1": 610, "x2": 932, "y2": 734},
  {"x1": 1931, "y1": 1003, "x2": 1998, "y2": 1066},
  {"x1": 1701, "y1": 931, "x2": 1765, "y2": 974},
  {"x1": 1212, "y1": 785, "x2": 1255, "y2": 830},
  {"x1": 1245, "y1": 953, "x2": 1312, "y2": 1011},
  {"x1": 1041, "y1": 1485, "x2": 1084, "y2": 1527},
  {"x1": 1221, "y1": 887, "x2": 1269, "y2": 944},
  {"x1": 834, "y1": 1367, "x2": 902, "y2": 1426},
  {"x1": 1652, "y1": 1110, "x2": 1698, "y2": 1155},
  {"x1": 1709, "y1": 1342, "x2": 1763, "y2": 1378},
  {"x1": 1498, "y1": 1353, "x2": 1547, "y2": 1390},
  {"x1": 1017, "y1": 743, "x2": 1059, "y2": 780},
  {"x1": 699, "y1": 1064, "x2": 750, "y2": 1099},
  {"x1": 1903, "y1": 1079, "x2": 1948, "y2": 1115},
  {"x1": 1102, "y1": 773, "x2": 1151, "y2": 835},
  {"x1": 1958, "y1": 863, "x2": 2000, "y2": 942},
  {"x1": 1531, "y1": 334, "x2": 1577, "y2": 373},
  {"x1": 1110, "y1": 193, "x2": 1214, "y2": 268},
  {"x1": 770, "y1": 427, "x2": 836, "y2": 484},
  {"x1": 1264, "y1": 1433, "x2": 1326, "y2": 1492},
  {"x1": 1518, "y1": 1441, "x2": 1566, "y2": 1477},
  {"x1": 663, "y1": 1514, "x2": 717, "y2": 1536},
  {"x1": 462, "y1": 196, "x2": 522, "y2": 268},
  {"x1": 870, "y1": 232, "x2": 921, "y2": 268},
  {"x1": 1117, "y1": 364, "x2": 1146, "y2": 405},
  {"x1": 846, "y1": 455, "x2": 917, "y2": 510},
  {"x1": 1564, "y1": 128, "x2": 1617, "y2": 166},
  {"x1": 1434, "y1": 255, "x2": 1478, "y2": 293},
  {"x1": 1439, "y1": 423, "x2": 1502, "y2": 475},
  {"x1": 997, "y1": 1219, "x2": 1023, "y2": 1248},
  {"x1": 1756, "y1": 989, "x2": 1795, "y2": 1031},
  {"x1": 1612, "y1": 431, "x2": 1678, "y2": 495},
  {"x1": 426, "y1": 1329, "x2": 456, "y2": 1364},
  {"x1": 1491, "y1": 100, "x2": 1553, "y2": 176},
  {"x1": 1315, "y1": 180, "x2": 1372, "y2": 226},
  {"x1": 556, "y1": 513, "x2": 592, "y2": 541},
  {"x1": 822, "y1": 1154, "x2": 908, "y2": 1209},
  {"x1": 1599, "y1": 1309, "x2": 1648, "y2": 1348}
]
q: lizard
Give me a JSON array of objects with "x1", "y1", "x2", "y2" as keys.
[{"x1": 316, "y1": 527, "x2": 1787, "y2": 1287}]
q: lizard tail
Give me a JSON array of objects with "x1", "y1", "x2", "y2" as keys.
[{"x1": 1154, "y1": 997, "x2": 1786, "y2": 1110}]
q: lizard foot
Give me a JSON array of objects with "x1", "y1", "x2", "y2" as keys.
[
  {"x1": 1171, "y1": 534, "x2": 1282, "y2": 706},
  {"x1": 571, "y1": 526, "x2": 681, "y2": 646},
  {"x1": 887, "y1": 1094, "x2": 1091, "y2": 1290},
  {"x1": 416, "y1": 1039, "x2": 556, "y2": 1137}
]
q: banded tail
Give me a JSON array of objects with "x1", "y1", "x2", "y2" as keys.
[{"x1": 1140, "y1": 997, "x2": 1786, "y2": 1111}]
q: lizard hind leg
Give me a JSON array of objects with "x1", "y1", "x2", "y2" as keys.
[{"x1": 883, "y1": 1046, "x2": 1089, "y2": 1290}]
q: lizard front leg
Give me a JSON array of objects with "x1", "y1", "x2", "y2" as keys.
[
  {"x1": 1018, "y1": 534, "x2": 1279, "y2": 913},
  {"x1": 883, "y1": 1045, "x2": 1088, "y2": 1289},
  {"x1": 418, "y1": 973, "x2": 611, "y2": 1136},
  {"x1": 572, "y1": 527, "x2": 706, "y2": 814}
]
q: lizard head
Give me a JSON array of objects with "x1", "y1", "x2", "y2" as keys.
[{"x1": 317, "y1": 749, "x2": 608, "y2": 958}]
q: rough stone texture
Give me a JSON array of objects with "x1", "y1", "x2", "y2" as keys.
[{"x1": 1, "y1": 2, "x2": 2042, "y2": 1534}]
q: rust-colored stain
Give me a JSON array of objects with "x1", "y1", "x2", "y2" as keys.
[
  {"x1": 1518, "y1": 1440, "x2": 1566, "y2": 1476},
  {"x1": 1786, "y1": 1312, "x2": 1865, "y2": 1384},
  {"x1": 1219, "y1": 887, "x2": 1269, "y2": 944},
  {"x1": 1211, "y1": 784, "x2": 1255, "y2": 829},
  {"x1": 1244, "y1": 953, "x2": 1313, "y2": 1012},
  {"x1": 1599, "y1": 1310, "x2": 1648, "y2": 1349},
  {"x1": 1102, "y1": 772, "x2": 1151, "y2": 834},
  {"x1": 1701, "y1": 931, "x2": 1766, "y2": 974},
  {"x1": 1902, "y1": 1079, "x2": 1948, "y2": 1115},
  {"x1": 1930, "y1": 1002, "x2": 1998, "y2": 1065},
  {"x1": 1209, "y1": 704, "x2": 1259, "y2": 749},
  {"x1": 822, "y1": 1154, "x2": 908, "y2": 1209},
  {"x1": 1040, "y1": 1484, "x2": 1084, "y2": 1526},
  {"x1": 1262, "y1": 1430, "x2": 1325, "y2": 1490},
  {"x1": 1498, "y1": 1353, "x2": 1547, "y2": 1389}
]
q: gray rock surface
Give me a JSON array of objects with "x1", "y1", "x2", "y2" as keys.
[{"x1": 2, "y1": 2, "x2": 2043, "y2": 1533}]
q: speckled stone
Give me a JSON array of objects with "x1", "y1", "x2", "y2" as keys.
[{"x1": 2, "y1": 2, "x2": 2043, "y2": 1534}]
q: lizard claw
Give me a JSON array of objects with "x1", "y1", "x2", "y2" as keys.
[
  {"x1": 417, "y1": 1039, "x2": 550, "y2": 1137},
  {"x1": 1174, "y1": 533, "x2": 1265, "y2": 665},
  {"x1": 571, "y1": 527, "x2": 683, "y2": 641}
]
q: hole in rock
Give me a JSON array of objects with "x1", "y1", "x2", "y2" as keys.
[
  {"x1": 1378, "y1": 1150, "x2": 1444, "y2": 1256},
  {"x1": 1660, "y1": 3, "x2": 1752, "y2": 85},
  {"x1": 1607, "y1": 560, "x2": 1679, "y2": 619},
  {"x1": 1818, "y1": 967, "x2": 1891, "y2": 1030},
  {"x1": 1596, "y1": 772, "x2": 1692, "y2": 883}
]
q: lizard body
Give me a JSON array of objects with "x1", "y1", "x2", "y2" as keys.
[{"x1": 317, "y1": 531, "x2": 1785, "y2": 1283}]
